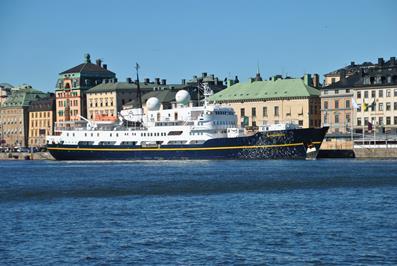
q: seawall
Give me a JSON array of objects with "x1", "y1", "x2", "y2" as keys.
[{"x1": 0, "y1": 152, "x2": 54, "y2": 160}]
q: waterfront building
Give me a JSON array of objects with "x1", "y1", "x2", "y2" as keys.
[
  {"x1": 0, "y1": 85, "x2": 47, "y2": 147},
  {"x1": 209, "y1": 73, "x2": 321, "y2": 129},
  {"x1": 87, "y1": 78, "x2": 182, "y2": 121},
  {"x1": 28, "y1": 94, "x2": 56, "y2": 147},
  {"x1": 185, "y1": 72, "x2": 226, "y2": 92},
  {"x1": 323, "y1": 61, "x2": 374, "y2": 87},
  {"x1": 321, "y1": 56, "x2": 397, "y2": 136},
  {"x1": 87, "y1": 72, "x2": 226, "y2": 121},
  {"x1": 55, "y1": 54, "x2": 116, "y2": 123},
  {"x1": 0, "y1": 83, "x2": 13, "y2": 106}
]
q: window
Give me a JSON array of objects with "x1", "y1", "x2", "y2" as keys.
[
  {"x1": 262, "y1": 107, "x2": 267, "y2": 117},
  {"x1": 298, "y1": 120, "x2": 303, "y2": 126},
  {"x1": 357, "y1": 118, "x2": 362, "y2": 126},
  {"x1": 379, "y1": 103, "x2": 383, "y2": 111},
  {"x1": 394, "y1": 89, "x2": 397, "y2": 97},
  {"x1": 335, "y1": 114, "x2": 339, "y2": 124},
  {"x1": 386, "y1": 103, "x2": 391, "y2": 111},
  {"x1": 379, "y1": 90, "x2": 383, "y2": 97},
  {"x1": 394, "y1": 102, "x2": 397, "y2": 110},
  {"x1": 386, "y1": 90, "x2": 391, "y2": 97},
  {"x1": 274, "y1": 106, "x2": 279, "y2": 116},
  {"x1": 386, "y1": 117, "x2": 391, "y2": 125},
  {"x1": 345, "y1": 100, "x2": 350, "y2": 109},
  {"x1": 364, "y1": 91, "x2": 368, "y2": 98},
  {"x1": 371, "y1": 90, "x2": 376, "y2": 98},
  {"x1": 357, "y1": 91, "x2": 361, "y2": 98},
  {"x1": 335, "y1": 90, "x2": 339, "y2": 94},
  {"x1": 346, "y1": 89, "x2": 350, "y2": 93},
  {"x1": 240, "y1": 108, "x2": 245, "y2": 117},
  {"x1": 364, "y1": 117, "x2": 368, "y2": 126},
  {"x1": 324, "y1": 90, "x2": 328, "y2": 95},
  {"x1": 346, "y1": 114, "x2": 351, "y2": 123},
  {"x1": 331, "y1": 78, "x2": 336, "y2": 84},
  {"x1": 379, "y1": 117, "x2": 383, "y2": 125},
  {"x1": 252, "y1": 107, "x2": 256, "y2": 117},
  {"x1": 335, "y1": 100, "x2": 339, "y2": 109},
  {"x1": 324, "y1": 101, "x2": 328, "y2": 109},
  {"x1": 394, "y1": 117, "x2": 397, "y2": 125}
]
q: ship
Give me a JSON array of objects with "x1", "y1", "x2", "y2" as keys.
[{"x1": 46, "y1": 66, "x2": 328, "y2": 160}]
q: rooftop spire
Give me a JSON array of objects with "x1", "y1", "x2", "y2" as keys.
[
  {"x1": 84, "y1": 53, "x2": 91, "y2": 63},
  {"x1": 255, "y1": 62, "x2": 263, "y2": 81}
]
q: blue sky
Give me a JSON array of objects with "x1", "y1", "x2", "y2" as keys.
[{"x1": 0, "y1": 0, "x2": 396, "y2": 91}]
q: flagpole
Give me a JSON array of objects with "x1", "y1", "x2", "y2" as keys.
[{"x1": 350, "y1": 105, "x2": 354, "y2": 142}]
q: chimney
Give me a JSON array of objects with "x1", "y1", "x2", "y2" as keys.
[
  {"x1": 103, "y1": 64, "x2": 107, "y2": 70},
  {"x1": 227, "y1": 79, "x2": 234, "y2": 87},
  {"x1": 144, "y1": 78, "x2": 150, "y2": 84},
  {"x1": 114, "y1": 78, "x2": 117, "y2": 83},
  {"x1": 202, "y1": 72, "x2": 207, "y2": 78},
  {"x1": 210, "y1": 74, "x2": 215, "y2": 79},
  {"x1": 181, "y1": 79, "x2": 186, "y2": 85},
  {"x1": 161, "y1": 79, "x2": 166, "y2": 85},
  {"x1": 96, "y1": 59, "x2": 102, "y2": 67},
  {"x1": 234, "y1": 75, "x2": 239, "y2": 84},
  {"x1": 378, "y1": 57, "x2": 384, "y2": 65},
  {"x1": 390, "y1": 56, "x2": 396, "y2": 65},
  {"x1": 350, "y1": 61, "x2": 355, "y2": 66},
  {"x1": 126, "y1": 77, "x2": 132, "y2": 83},
  {"x1": 303, "y1": 74, "x2": 312, "y2": 86},
  {"x1": 339, "y1": 69, "x2": 346, "y2": 82},
  {"x1": 155, "y1": 78, "x2": 160, "y2": 84},
  {"x1": 312, "y1": 73, "x2": 319, "y2": 88}
]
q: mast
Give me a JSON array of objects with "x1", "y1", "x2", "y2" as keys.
[{"x1": 135, "y1": 63, "x2": 142, "y2": 109}]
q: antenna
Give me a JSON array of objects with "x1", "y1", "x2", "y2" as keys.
[{"x1": 135, "y1": 63, "x2": 142, "y2": 109}]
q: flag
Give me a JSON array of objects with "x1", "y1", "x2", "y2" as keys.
[
  {"x1": 352, "y1": 98, "x2": 359, "y2": 110},
  {"x1": 362, "y1": 101, "x2": 368, "y2": 111},
  {"x1": 368, "y1": 121, "x2": 373, "y2": 131},
  {"x1": 369, "y1": 99, "x2": 376, "y2": 110}
]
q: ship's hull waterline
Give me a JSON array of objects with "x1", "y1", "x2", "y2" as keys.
[{"x1": 47, "y1": 127, "x2": 328, "y2": 160}]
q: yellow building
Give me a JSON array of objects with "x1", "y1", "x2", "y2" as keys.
[
  {"x1": 28, "y1": 96, "x2": 55, "y2": 147},
  {"x1": 210, "y1": 75, "x2": 321, "y2": 129},
  {"x1": 86, "y1": 80, "x2": 161, "y2": 121}
]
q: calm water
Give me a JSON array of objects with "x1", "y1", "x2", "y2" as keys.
[{"x1": 0, "y1": 159, "x2": 397, "y2": 265}]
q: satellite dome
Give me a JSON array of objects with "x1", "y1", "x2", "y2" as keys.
[
  {"x1": 175, "y1": 90, "x2": 191, "y2": 105},
  {"x1": 146, "y1": 97, "x2": 160, "y2": 111}
]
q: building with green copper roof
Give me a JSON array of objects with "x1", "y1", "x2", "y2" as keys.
[
  {"x1": 210, "y1": 77, "x2": 320, "y2": 102},
  {"x1": 0, "y1": 85, "x2": 48, "y2": 147},
  {"x1": 209, "y1": 74, "x2": 321, "y2": 129}
]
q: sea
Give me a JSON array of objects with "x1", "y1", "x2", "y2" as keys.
[{"x1": 0, "y1": 159, "x2": 396, "y2": 265}]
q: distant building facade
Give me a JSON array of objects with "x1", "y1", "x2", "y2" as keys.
[
  {"x1": 87, "y1": 72, "x2": 226, "y2": 121},
  {"x1": 321, "y1": 56, "x2": 397, "y2": 135},
  {"x1": 86, "y1": 78, "x2": 166, "y2": 121},
  {"x1": 55, "y1": 54, "x2": 116, "y2": 124},
  {"x1": 323, "y1": 61, "x2": 374, "y2": 87},
  {"x1": 0, "y1": 83, "x2": 13, "y2": 106},
  {"x1": 0, "y1": 85, "x2": 47, "y2": 147},
  {"x1": 210, "y1": 73, "x2": 321, "y2": 129},
  {"x1": 28, "y1": 94, "x2": 56, "y2": 147}
]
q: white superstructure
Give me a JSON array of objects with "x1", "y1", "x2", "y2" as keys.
[{"x1": 47, "y1": 87, "x2": 243, "y2": 147}]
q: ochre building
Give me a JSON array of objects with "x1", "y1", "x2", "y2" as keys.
[{"x1": 210, "y1": 75, "x2": 321, "y2": 129}]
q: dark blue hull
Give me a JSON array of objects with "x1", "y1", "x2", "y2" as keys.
[{"x1": 47, "y1": 127, "x2": 328, "y2": 160}]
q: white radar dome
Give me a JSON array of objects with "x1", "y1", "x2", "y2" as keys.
[
  {"x1": 175, "y1": 90, "x2": 191, "y2": 105},
  {"x1": 146, "y1": 97, "x2": 160, "y2": 111}
]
